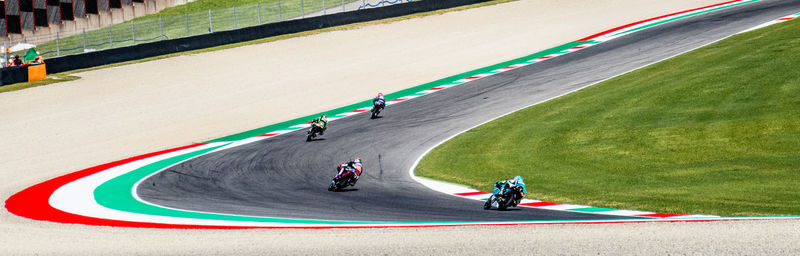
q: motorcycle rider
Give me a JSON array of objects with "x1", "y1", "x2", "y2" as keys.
[
  {"x1": 490, "y1": 176, "x2": 527, "y2": 205},
  {"x1": 312, "y1": 114, "x2": 328, "y2": 135},
  {"x1": 373, "y1": 93, "x2": 386, "y2": 111},
  {"x1": 336, "y1": 158, "x2": 363, "y2": 186}
]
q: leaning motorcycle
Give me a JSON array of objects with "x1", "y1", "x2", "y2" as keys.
[
  {"x1": 483, "y1": 186, "x2": 524, "y2": 210},
  {"x1": 328, "y1": 167, "x2": 358, "y2": 191},
  {"x1": 306, "y1": 122, "x2": 324, "y2": 142},
  {"x1": 370, "y1": 100, "x2": 384, "y2": 119}
]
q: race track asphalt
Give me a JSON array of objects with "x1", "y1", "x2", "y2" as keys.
[{"x1": 138, "y1": 0, "x2": 800, "y2": 223}]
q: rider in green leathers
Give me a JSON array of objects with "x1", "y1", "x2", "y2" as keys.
[{"x1": 313, "y1": 114, "x2": 328, "y2": 135}]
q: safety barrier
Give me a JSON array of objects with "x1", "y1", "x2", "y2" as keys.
[
  {"x1": 357, "y1": 0, "x2": 413, "y2": 10},
  {"x1": 0, "y1": 0, "x2": 490, "y2": 86},
  {"x1": 5, "y1": 0, "x2": 414, "y2": 61},
  {"x1": 41, "y1": 0, "x2": 489, "y2": 74},
  {"x1": 1, "y1": 66, "x2": 28, "y2": 85}
]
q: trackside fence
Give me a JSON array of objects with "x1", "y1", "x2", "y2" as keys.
[{"x1": 2, "y1": 0, "x2": 413, "y2": 64}]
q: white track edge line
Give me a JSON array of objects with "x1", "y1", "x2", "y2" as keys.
[{"x1": 408, "y1": 25, "x2": 758, "y2": 217}]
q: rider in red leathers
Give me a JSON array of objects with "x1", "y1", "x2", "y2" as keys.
[{"x1": 336, "y1": 158, "x2": 363, "y2": 186}]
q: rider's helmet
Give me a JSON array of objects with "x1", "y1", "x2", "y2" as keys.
[
  {"x1": 513, "y1": 176, "x2": 524, "y2": 184},
  {"x1": 378, "y1": 93, "x2": 384, "y2": 99},
  {"x1": 354, "y1": 158, "x2": 361, "y2": 164}
]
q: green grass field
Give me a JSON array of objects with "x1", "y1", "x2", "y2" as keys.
[{"x1": 416, "y1": 19, "x2": 800, "y2": 217}]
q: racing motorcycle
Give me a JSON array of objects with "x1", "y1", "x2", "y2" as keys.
[
  {"x1": 328, "y1": 165, "x2": 360, "y2": 191},
  {"x1": 483, "y1": 185, "x2": 524, "y2": 210},
  {"x1": 306, "y1": 121, "x2": 324, "y2": 142},
  {"x1": 370, "y1": 99, "x2": 385, "y2": 119}
]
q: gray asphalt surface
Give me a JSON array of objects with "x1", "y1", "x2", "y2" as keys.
[{"x1": 138, "y1": 0, "x2": 800, "y2": 223}]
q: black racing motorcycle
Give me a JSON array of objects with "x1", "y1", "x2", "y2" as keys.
[
  {"x1": 306, "y1": 121, "x2": 324, "y2": 142},
  {"x1": 328, "y1": 167, "x2": 358, "y2": 191},
  {"x1": 370, "y1": 99, "x2": 385, "y2": 119},
  {"x1": 483, "y1": 186, "x2": 524, "y2": 210}
]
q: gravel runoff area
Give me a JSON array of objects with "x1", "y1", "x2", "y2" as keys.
[{"x1": 4, "y1": 0, "x2": 798, "y2": 254}]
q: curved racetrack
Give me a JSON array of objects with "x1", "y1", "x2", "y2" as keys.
[{"x1": 138, "y1": 0, "x2": 800, "y2": 223}]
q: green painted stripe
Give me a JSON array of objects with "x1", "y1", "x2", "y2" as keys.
[
  {"x1": 608, "y1": 0, "x2": 760, "y2": 38},
  {"x1": 93, "y1": 143, "x2": 377, "y2": 224},
  {"x1": 206, "y1": 40, "x2": 590, "y2": 143},
  {"x1": 90, "y1": 39, "x2": 624, "y2": 224},
  {"x1": 91, "y1": 145, "x2": 664, "y2": 225},
  {"x1": 569, "y1": 207, "x2": 621, "y2": 213}
]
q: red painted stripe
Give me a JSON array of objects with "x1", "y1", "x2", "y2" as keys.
[
  {"x1": 579, "y1": 0, "x2": 742, "y2": 41},
  {"x1": 428, "y1": 86, "x2": 446, "y2": 90},
  {"x1": 453, "y1": 191, "x2": 490, "y2": 196},
  {"x1": 389, "y1": 98, "x2": 407, "y2": 102},
  {"x1": 778, "y1": 17, "x2": 793, "y2": 21},
  {"x1": 571, "y1": 46, "x2": 586, "y2": 50},
  {"x1": 466, "y1": 76, "x2": 482, "y2": 79},
  {"x1": 635, "y1": 213, "x2": 689, "y2": 218},
  {"x1": 350, "y1": 109, "x2": 369, "y2": 113},
  {"x1": 538, "y1": 56, "x2": 552, "y2": 59},
  {"x1": 4, "y1": 143, "x2": 221, "y2": 228},
  {"x1": 257, "y1": 133, "x2": 279, "y2": 137},
  {"x1": 501, "y1": 66, "x2": 516, "y2": 70},
  {"x1": 519, "y1": 201, "x2": 562, "y2": 207}
]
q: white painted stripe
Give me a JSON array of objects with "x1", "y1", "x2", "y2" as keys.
[
  {"x1": 594, "y1": 210, "x2": 657, "y2": 216},
  {"x1": 408, "y1": 16, "x2": 760, "y2": 218},
  {"x1": 272, "y1": 129, "x2": 301, "y2": 134},
  {"x1": 217, "y1": 137, "x2": 268, "y2": 150},
  {"x1": 48, "y1": 143, "x2": 284, "y2": 226},
  {"x1": 47, "y1": 142, "x2": 400, "y2": 227},
  {"x1": 519, "y1": 199, "x2": 543, "y2": 204},
  {"x1": 413, "y1": 176, "x2": 478, "y2": 194},
  {"x1": 669, "y1": 214, "x2": 719, "y2": 218},
  {"x1": 461, "y1": 194, "x2": 491, "y2": 200},
  {"x1": 439, "y1": 83, "x2": 462, "y2": 88},
  {"x1": 399, "y1": 95, "x2": 421, "y2": 100},
  {"x1": 290, "y1": 123, "x2": 311, "y2": 129},
  {"x1": 536, "y1": 204, "x2": 592, "y2": 211}
]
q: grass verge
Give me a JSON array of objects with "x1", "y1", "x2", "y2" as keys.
[
  {"x1": 0, "y1": 74, "x2": 81, "y2": 93},
  {"x1": 416, "y1": 19, "x2": 800, "y2": 217},
  {"x1": 1, "y1": 0, "x2": 515, "y2": 94}
]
